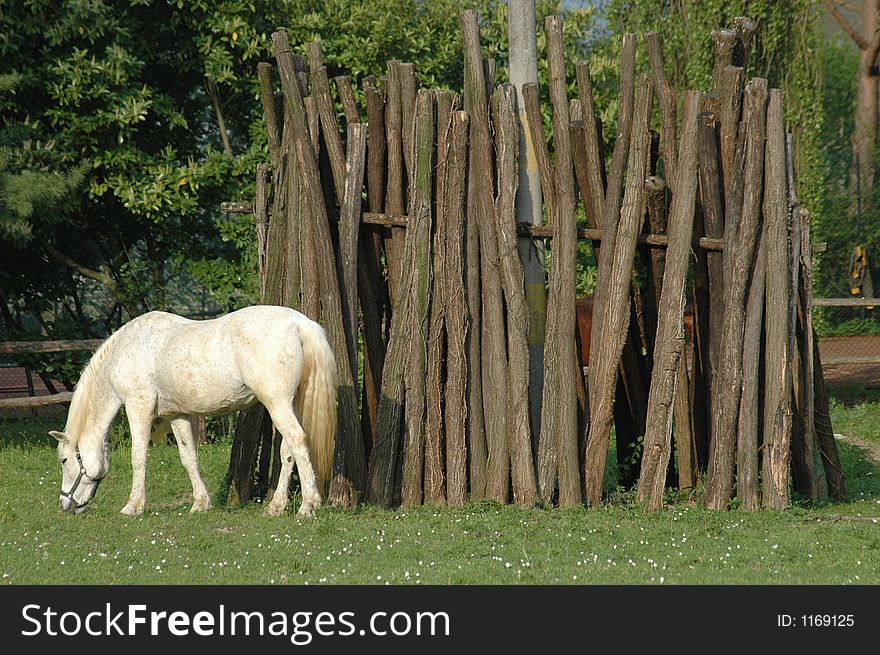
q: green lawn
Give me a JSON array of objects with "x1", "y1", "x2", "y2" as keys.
[{"x1": 0, "y1": 397, "x2": 878, "y2": 585}]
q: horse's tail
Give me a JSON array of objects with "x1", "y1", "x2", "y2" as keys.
[{"x1": 294, "y1": 319, "x2": 337, "y2": 496}]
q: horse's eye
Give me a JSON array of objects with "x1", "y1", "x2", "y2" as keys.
[{"x1": 60, "y1": 458, "x2": 68, "y2": 465}]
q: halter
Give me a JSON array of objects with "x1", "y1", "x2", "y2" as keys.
[{"x1": 60, "y1": 447, "x2": 104, "y2": 512}]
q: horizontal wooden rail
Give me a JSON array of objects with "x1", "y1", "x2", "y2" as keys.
[
  {"x1": 0, "y1": 392, "x2": 73, "y2": 410},
  {"x1": 820, "y1": 355, "x2": 880, "y2": 366},
  {"x1": 812, "y1": 297, "x2": 879, "y2": 307},
  {"x1": 220, "y1": 202, "x2": 828, "y2": 253},
  {"x1": 0, "y1": 339, "x2": 104, "y2": 355}
]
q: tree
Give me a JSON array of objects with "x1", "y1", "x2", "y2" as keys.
[
  {"x1": 0, "y1": 0, "x2": 266, "y2": 338},
  {"x1": 823, "y1": 0, "x2": 879, "y2": 222}
]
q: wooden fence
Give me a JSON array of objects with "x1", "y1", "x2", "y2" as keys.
[
  {"x1": 0, "y1": 12, "x2": 841, "y2": 513},
  {"x1": 219, "y1": 12, "x2": 848, "y2": 511}
]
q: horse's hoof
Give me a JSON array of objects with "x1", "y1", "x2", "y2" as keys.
[
  {"x1": 264, "y1": 504, "x2": 285, "y2": 518},
  {"x1": 296, "y1": 504, "x2": 315, "y2": 518},
  {"x1": 120, "y1": 504, "x2": 144, "y2": 516},
  {"x1": 190, "y1": 496, "x2": 213, "y2": 513}
]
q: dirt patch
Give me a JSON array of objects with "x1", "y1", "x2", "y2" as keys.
[{"x1": 819, "y1": 336, "x2": 880, "y2": 388}]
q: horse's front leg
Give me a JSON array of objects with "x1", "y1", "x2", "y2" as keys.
[
  {"x1": 170, "y1": 416, "x2": 212, "y2": 512},
  {"x1": 121, "y1": 405, "x2": 153, "y2": 516}
]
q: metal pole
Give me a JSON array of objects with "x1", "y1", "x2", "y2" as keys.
[{"x1": 509, "y1": 0, "x2": 546, "y2": 442}]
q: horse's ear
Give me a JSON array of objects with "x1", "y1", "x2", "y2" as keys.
[{"x1": 49, "y1": 430, "x2": 67, "y2": 443}]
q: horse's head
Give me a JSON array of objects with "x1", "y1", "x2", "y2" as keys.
[{"x1": 50, "y1": 430, "x2": 108, "y2": 514}]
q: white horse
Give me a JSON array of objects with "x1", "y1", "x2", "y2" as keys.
[{"x1": 51, "y1": 305, "x2": 337, "y2": 518}]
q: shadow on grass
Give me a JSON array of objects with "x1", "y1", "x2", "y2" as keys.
[
  {"x1": 0, "y1": 416, "x2": 59, "y2": 450},
  {"x1": 826, "y1": 382, "x2": 880, "y2": 407}
]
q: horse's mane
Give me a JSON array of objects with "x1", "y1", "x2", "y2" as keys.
[{"x1": 64, "y1": 324, "x2": 127, "y2": 442}]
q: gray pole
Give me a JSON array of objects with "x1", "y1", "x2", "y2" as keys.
[{"x1": 509, "y1": 0, "x2": 546, "y2": 442}]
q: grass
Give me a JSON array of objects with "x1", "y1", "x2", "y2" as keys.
[{"x1": 0, "y1": 400, "x2": 878, "y2": 586}]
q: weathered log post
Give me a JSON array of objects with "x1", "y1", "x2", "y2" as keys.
[
  {"x1": 582, "y1": 35, "x2": 637, "y2": 507},
  {"x1": 272, "y1": 31, "x2": 365, "y2": 505},
  {"x1": 537, "y1": 15, "x2": 581, "y2": 508},
  {"x1": 702, "y1": 78, "x2": 768, "y2": 511},
  {"x1": 494, "y1": 84, "x2": 539, "y2": 505},
  {"x1": 328, "y1": 122, "x2": 367, "y2": 507},
  {"x1": 636, "y1": 90, "x2": 701, "y2": 511},
  {"x1": 761, "y1": 89, "x2": 794, "y2": 511},
  {"x1": 443, "y1": 111, "x2": 471, "y2": 507},
  {"x1": 737, "y1": 226, "x2": 766, "y2": 510},
  {"x1": 384, "y1": 61, "x2": 405, "y2": 306},
  {"x1": 522, "y1": 82, "x2": 557, "y2": 500},
  {"x1": 461, "y1": 9, "x2": 510, "y2": 503},
  {"x1": 360, "y1": 79, "x2": 390, "y2": 454},
  {"x1": 424, "y1": 91, "x2": 458, "y2": 505},
  {"x1": 795, "y1": 208, "x2": 833, "y2": 502},
  {"x1": 584, "y1": 71, "x2": 652, "y2": 508},
  {"x1": 401, "y1": 90, "x2": 435, "y2": 507}
]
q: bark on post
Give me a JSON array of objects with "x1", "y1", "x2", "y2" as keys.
[
  {"x1": 311, "y1": 66, "x2": 347, "y2": 204},
  {"x1": 272, "y1": 31, "x2": 365, "y2": 504},
  {"x1": 401, "y1": 90, "x2": 435, "y2": 507},
  {"x1": 522, "y1": 82, "x2": 559, "y2": 499},
  {"x1": 494, "y1": 84, "x2": 539, "y2": 505},
  {"x1": 737, "y1": 227, "x2": 765, "y2": 510},
  {"x1": 574, "y1": 61, "x2": 607, "y2": 226},
  {"x1": 367, "y1": 94, "x2": 432, "y2": 507},
  {"x1": 812, "y1": 332, "x2": 848, "y2": 501},
  {"x1": 360, "y1": 80, "x2": 389, "y2": 453},
  {"x1": 443, "y1": 111, "x2": 471, "y2": 507},
  {"x1": 711, "y1": 30, "x2": 737, "y2": 91},
  {"x1": 636, "y1": 91, "x2": 702, "y2": 511},
  {"x1": 645, "y1": 33, "x2": 678, "y2": 187},
  {"x1": 796, "y1": 208, "x2": 829, "y2": 501},
  {"x1": 701, "y1": 78, "x2": 768, "y2": 511},
  {"x1": 334, "y1": 75, "x2": 361, "y2": 126},
  {"x1": 761, "y1": 89, "x2": 793, "y2": 511},
  {"x1": 384, "y1": 61, "x2": 405, "y2": 305},
  {"x1": 590, "y1": 35, "x2": 636, "y2": 349},
  {"x1": 423, "y1": 92, "x2": 456, "y2": 506},
  {"x1": 461, "y1": 9, "x2": 509, "y2": 503},
  {"x1": 584, "y1": 74, "x2": 652, "y2": 508},
  {"x1": 536, "y1": 15, "x2": 581, "y2": 508},
  {"x1": 327, "y1": 123, "x2": 367, "y2": 508},
  {"x1": 719, "y1": 66, "x2": 745, "y2": 208},
  {"x1": 698, "y1": 112, "x2": 726, "y2": 378}
]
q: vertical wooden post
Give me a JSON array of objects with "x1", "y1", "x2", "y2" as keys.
[
  {"x1": 636, "y1": 91, "x2": 702, "y2": 510},
  {"x1": 424, "y1": 91, "x2": 457, "y2": 505},
  {"x1": 812, "y1": 333, "x2": 848, "y2": 500},
  {"x1": 443, "y1": 111, "x2": 471, "y2": 506},
  {"x1": 384, "y1": 61, "x2": 405, "y2": 305},
  {"x1": 461, "y1": 9, "x2": 509, "y2": 503},
  {"x1": 338, "y1": 123, "x2": 367, "y2": 406},
  {"x1": 737, "y1": 227, "x2": 766, "y2": 510},
  {"x1": 522, "y1": 82, "x2": 558, "y2": 500},
  {"x1": 796, "y1": 208, "x2": 829, "y2": 501},
  {"x1": 509, "y1": 0, "x2": 547, "y2": 447},
  {"x1": 272, "y1": 31, "x2": 365, "y2": 504},
  {"x1": 494, "y1": 84, "x2": 539, "y2": 505},
  {"x1": 359, "y1": 80, "x2": 389, "y2": 455},
  {"x1": 761, "y1": 89, "x2": 793, "y2": 511},
  {"x1": 334, "y1": 75, "x2": 361, "y2": 126},
  {"x1": 585, "y1": 72, "x2": 652, "y2": 508},
  {"x1": 537, "y1": 15, "x2": 581, "y2": 508},
  {"x1": 401, "y1": 90, "x2": 435, "y2": 507},
  {"x1": 702, "y1": 78, "x2": 768, "y2": 511}
]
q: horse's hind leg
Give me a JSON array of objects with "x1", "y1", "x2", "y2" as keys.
[
  {"x1": 171, "y1": 417, "x2": 212, "y2": 512},
  {"x1": 263, "y1": 403, "x2": 320, "y2": 518}
]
